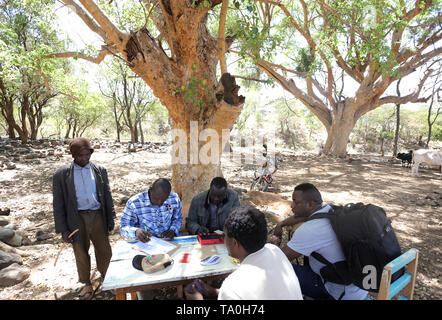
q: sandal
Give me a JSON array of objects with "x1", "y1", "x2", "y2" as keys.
[
  {"x1": 91, "y1": 278, "x2": 102, "y2": 294},
  {"x1": 79, "y1": 285, "x2": 94, "y2": 300}
]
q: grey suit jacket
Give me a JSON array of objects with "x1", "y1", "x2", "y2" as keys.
[
  {"x1": 185, "y1": 189, "x2": 240, "y2": 235},
  {"x1": 52, "y1": 161, "x2": 116, "y2": 243}
]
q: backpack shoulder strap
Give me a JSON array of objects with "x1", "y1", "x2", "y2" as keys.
[
  {"x1": 311, "y1": 251, "x2": 332, "y2": 266},
  {"x1": 306, "y1": 205, "x2": 340, "y2": 222},
  {"x1": 307, "y1": 206, "x2": 340, "y2": 271},
  {"x1": 307, "y1": 212, "x2": 329, "y2": 222}
]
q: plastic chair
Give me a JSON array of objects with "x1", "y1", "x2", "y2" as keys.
[{"x1": 375, "y1": 248, "x2": 419, "y2": 300}]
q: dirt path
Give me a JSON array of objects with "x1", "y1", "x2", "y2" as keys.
[{"x1": 0, "y1": 146, "x2": 440, "y2": 300}]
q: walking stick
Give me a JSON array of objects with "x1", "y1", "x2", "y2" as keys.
[{"x1": 54, "y1": 229, "x2": 79, "y2": 266}]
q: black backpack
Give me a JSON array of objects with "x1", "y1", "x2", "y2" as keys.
[{"x1": 307, "y1": 203, "x2": 403, "y2": 294}]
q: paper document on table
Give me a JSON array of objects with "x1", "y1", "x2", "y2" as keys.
[
  {"x1": 111, "y1": 241, "x2": 135, "y2": 261},
  {"x1": 132, "y1": 237, "x2": 179, "y2": 255}
]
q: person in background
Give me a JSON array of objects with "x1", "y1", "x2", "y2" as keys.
[{"x1": 53, "y1": 137, "x2": 115, "y2": 300}]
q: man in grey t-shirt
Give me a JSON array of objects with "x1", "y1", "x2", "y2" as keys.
[{"x1": 270, "y1": 183, "x2": 367, "y2": 300}]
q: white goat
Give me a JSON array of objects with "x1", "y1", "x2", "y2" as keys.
[{"x1": 411, "y1": 149, "x2": 442, "y2": 179}]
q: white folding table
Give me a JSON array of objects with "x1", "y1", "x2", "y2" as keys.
[{"x1": 102, "y1": 235, "x2": 238, "y2": 300}]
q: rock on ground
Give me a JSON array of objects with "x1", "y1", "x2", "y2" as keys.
[{"x1": 0, "y1": 263, "x2": 30, "y2": 288}]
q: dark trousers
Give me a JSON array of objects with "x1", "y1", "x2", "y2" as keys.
[
  {"x1": 292, "y1": 264, "x2": 335, "y2": 300},
  {"x1": 72, "y1": 211, "x2": 112, "y2": 284}
]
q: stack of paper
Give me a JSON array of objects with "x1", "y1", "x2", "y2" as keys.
[{"x1": 132, "y1": 236, "x2": 179, "y2": 255}]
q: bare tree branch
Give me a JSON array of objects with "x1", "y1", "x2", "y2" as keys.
[
  {"x1": 232, "y1": 75, "x2": 269, "y2": 83},
  {"x1": 46, "y1": 45, "x2": 111, "y2": 64},
  {"x1": 66, "y1": 0, "x2": 129, "y2": 49},
  {"x1": 58, "y1": 0, "x2": 108, "y2": 41},
  {"x1": 375, "y1": 66, "x2": 435, "y2": 107},
  {"x1": 218, "y1": 0, "x2": 229, "y2": 74},
  {"x1": 156, "y1": 0, "x2": 177, "y2": 60}
]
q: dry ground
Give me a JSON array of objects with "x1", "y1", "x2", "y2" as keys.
[{"x1": 0, "y1": 146, "x2": 440, "y2": 300}]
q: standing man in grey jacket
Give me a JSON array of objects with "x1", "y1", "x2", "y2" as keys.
[
  {"x1": 186, "y1": 177, "x2": 240, "y2": 235},
  {"x1": 52, "y1": 137, "x2": 115, "y2": 300}
]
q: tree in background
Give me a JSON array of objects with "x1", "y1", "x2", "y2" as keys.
[
  {"x1": 0, "y1": 0, "x2": 70, "y2": 143},
  {"x1": 352, "y1": 103, "x2": 442, "y2": 153},
  {"x1": 273, "y1": 96, "x2": 325, "y2": 151},
  {"x1": 98, "y1": 59, "x2": 156, "y2": 144},
  {"x1": 392, "y1": 79, "x2": 402, "y2": 157},
  {"x1": 230, "y1": 0, "x2": 441, "y2": 157},
  {"x1": 425, "y1": 69, "x2": 441, "y2": 147},
  {"x1": 50, "y1": 78, "x2": 106, "y2": 139}
]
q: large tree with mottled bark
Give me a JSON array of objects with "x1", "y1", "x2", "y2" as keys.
[
  {"x1": 48, "y1": 0, "x2": 245, "y2": 217},
  {"x1": 231, "y1": 0, "x2": 441, "y2": 157}
]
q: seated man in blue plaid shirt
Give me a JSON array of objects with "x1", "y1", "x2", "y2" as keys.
[{"x1": 120, "y1": 178, "x2": 182, "y2": 241}]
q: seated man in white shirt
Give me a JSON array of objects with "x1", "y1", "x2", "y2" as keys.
[
  {"x1": 270, "y1": 183, "x2": 368, "y2": 300},
  {"x1": 184, "y1": 205, "x2": 303, "y2": 300}
]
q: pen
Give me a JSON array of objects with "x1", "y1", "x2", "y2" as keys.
[
  {"x1": 143, "y1": 225, "x2": 150, "y2": 239},
  {"x1": 143, "y1": 226, "x2": 153, "y2": 261}
]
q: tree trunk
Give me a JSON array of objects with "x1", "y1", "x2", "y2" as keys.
[
  {"x1": 138, "y1": 119, "x2": 144, "y2": 144},
  {"x1": 112, "y1": 98, "x2": 121, "y2": 142},
  {"x1": 133, "y1": 122, "x2": 138, "y2": 143},
  {"x1": 5, "y1": 117, "x2": 17, "y2": 140},
  {"x1": 393, "y1": 104, "x2": 400, "y2": 156},
  {"x1": 0, "y1": 80, "x2": 17, "y2": 139},
  {"x1": 324, "y1": 121, "x2": 355, "y2": 158},
  {"x1": 380, "y1": 136, "x2": 385, "y2": 157},
  {"x1": 7, "y1": 124, "x2": 16, "y2": 139},
  {"x1": 323, "y1": 101, "x2": 357, "y2": 158},
  {"x1": 18, "y1": 95, "x2": 29, "y2": 143},
  {"x1": 393, "y1": 79, "x2": 402, "y2": 157},
  {"x1": 65, "y1": 120, "x2": 72, "y2": 139},
  {"x1": 72, "y1": 121, "x2": 78, "y2": 139},
  {"x1": 116, "y1": 124, "x2": 121, "y2": 142},
  {"x1": 425, "y1": 93, "x2": 437, "y2": 148},
  {"x1": 2, "y1": 99, "x2": 17, "y2": 139},
  {"x1": 169, "y1": 102, "x2": 243, "y2": 216}
]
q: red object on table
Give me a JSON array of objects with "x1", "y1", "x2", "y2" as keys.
[
  {"x1": 179, "y1": 253, "x2": 191, "y2": 263},
  {"x1": 197, "y1": 233, "x2": 224, "y2": 245}
]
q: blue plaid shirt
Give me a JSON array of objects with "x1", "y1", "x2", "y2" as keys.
[{"x1": 120, "y1": 190, "x2": 183, "y2": 239}]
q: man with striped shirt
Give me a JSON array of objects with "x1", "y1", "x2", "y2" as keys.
[{"x1": 120, "y1": 178, "x2": 183, "y2": 242}]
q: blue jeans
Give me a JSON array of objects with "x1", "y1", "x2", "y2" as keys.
[{"x1": 292, "y1": 264, "x2": 335, "y2": 300}]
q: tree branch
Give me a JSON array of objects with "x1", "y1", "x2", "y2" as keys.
[
  {"x1": 319, "y1": 3, "x2": 363, "y2": 84},
  {"x1": 256, "y1": 58, "x2": 332, "y2": 129},
  {"x1": 232, "y1": 75, "x2": 269, "y2": 83},
  {"x1": 218, "y1": 0, "x2": 229, "y2": 74},
  {"x1": 255, "y1": 0, "x2": 330, "y2": 66},
  {"x1": 376, "y1": 66, "x2": 435, "y2": 107},
  {"x1": 75, "y1": 0, "x2": 129, "y2": 49},
  {"x1": 397, "y1": 46, "x2": 442, "y2": 80},
  {"x1": 228, "y1": 49, "x2": 307, "y2": 77},
  {"x1": 45, "y1": 45, "x2": 111, "y2": 64},
  {"x1": 316, "y1": 0, "x2": 368, "y2": 41},
  {"x1": 397, "y1": 30, "x2": 442, "y2": 65},
  {"x1": 156, "y1": 0, "x2": 177, "y2": 60},
  {"x1": 60, "y1": 0, "x2": 109, "y2": 42}
]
